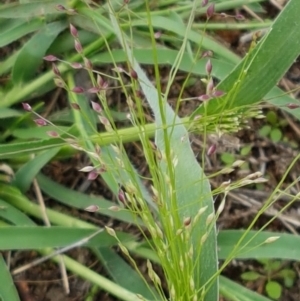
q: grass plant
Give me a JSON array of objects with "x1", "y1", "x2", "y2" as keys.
[{"x1": 1, "y1": 1, "x2": 300, "y2": 301}]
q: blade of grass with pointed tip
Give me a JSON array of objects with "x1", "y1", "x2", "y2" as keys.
[
  {"x1": 94, "y1": 247, "x2": 160, "y2": 300},
  {"x1": 0, "y1": 254, "x2": 20, "y2": 301},
  {"x1": 193, "y1": 0, "x2": 300, "y2": 118},
  {"x1": 219, "y1": 275, "x2": 272, "y2": 301},
  {"x1": 0, "y1": 199, "x2": 35, "y2": 226},
  {"x1": 12, "y1": 21, "x2": 67, "y2": 84},
  {"x1": 218, "y1": 230, "x2": 300, "y2": 261},
  {"x1": 0, "y1": 18, "x2": 44, "y2": 48},
  {"x1": 13, "y1": 147, "x2": 60, "y2": 192},
  {"x1": 0, "y1": 0, "x2": 68, "y2": 18},
  {"x1": 109, "y1": 7, "x2": 218, "y2": 301},
  {"x1": 0, "y1": 227, "x2": 135, "y2": 250},
  {"x1": 37, "y1": 173, "x2": 144, "y2": 225}
]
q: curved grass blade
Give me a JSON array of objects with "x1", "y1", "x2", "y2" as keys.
[
  {"x1": 193, "y1": 0, "x2": 300, "y2": 117},
  {"x1": 0, "y1": 0, "x2": 68, "y2": 18},
  {"x1": 12, "y1": 21, "x2": 67, "y2": 84},
  {"x1": 218, "y1": 230, "x2": 300, "y2": 261},
  {"x1": 0, "y1": 227, "x2": 134, "y2": 250},
  {"x1": 220, "y1": 275, "x2": 272, "y2": 301},
  {"x1": 13, "y1": 147, "x2": 60, "y2": 192},
  {"x1": 0, "y1": 199, "x2": 35, "y2": 226},
  {"x1": 94, "y1": 247, "x2": 160, "y2": 300},
  {"x1": 37, "y1": 173, "x2": 143, "y2": 225},
  {"x1": 0, "y1": 18, "x2": 44, "y2": 48},
  {"x1": 0, "y1": 254, "x2": 20, "y2": 301}
]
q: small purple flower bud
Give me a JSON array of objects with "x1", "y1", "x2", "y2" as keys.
[
  {"x1": 207, "y1": 144, "x2": 217, "y2": 156},
  {"x1": 198, "y1": 94, "x2": 211, "y2": 101},
  {"x1": 66, "y1": 8, "x2": 77, "y2": 15},
  {"x1": 205, "y1": 59, "x2": 212, "y2": 75},
  {"x1": 201, "y1": 0, "x2": 208, "y2": 7},
  {"x1": 130, "y1": 69, "x2": 138, "y2": 80},
  {"x1": 53, "y1": 77, "x2": 65, "y2": 88},
  {"x1": 74, "y1": 40, "x2": 83, "y2": 53},
  {"x1": 135, "y1": 90, "x2": 144, "y2": 98},
  {"x1": 212, "y1": 90, "x2": 225, "y2": 98},
  {"x1": 98, "y1": 165, "x2": 107, "y2": 173},
  {"x1": 47, "y1": 131, "x2": 59, "y2": 138},
  {"x1": 235, "y1": 14, "x2": 245, "y2": 21},
  {"x1": 35, "y1": 118, "x2": 47, "y2": 126},
  {"x1": 70, "y1": 62, "x2": 83, "y2": 69},
  {"x1": 55, "y1": 4, "x2": 66, "y2": 11},
  {"x1": 79, "y1": 166, "x2": 94, "y2": 172},
  {"x1": 71, "y1": 103, "x2": 80, "y2": 110},
  {"x1": 114, "y1": 66, "x2": 125, "y2": 73},
  {"x1": 183, "y1": 217, "x2": 192, "y2": 227},
  {"x1": 99, "y1": 116, "x2": 110, "y2": 126},
  {"x1": 69, "y1": 24, "x2": 78, "y2": 38},
  {"x1": 206, "y1": 78, "x2": 214, "y2": 94},
  {"x1": 201, "y1": 50, "x2": 214, "y2": 58},
  {"x1": 91, "y1": 101, "x2": 102, "y2": 113},
  {"x1": 52, "y1": 63, "x2": 60, "y2": 76},
  {"x1": 287, "y1": 103, "x2": 300, "y2": 109},
  {"x1": 95, "y1": 144, "x2": 101, "y2": 155},
  {"x1": 44, "y1": 55, "x2": 58, "y2": 62},
  {"x1": 109, "y1": 206, "x2": 120, "y2": 211},
  {"x1": 85, "y1": 205, "x2": 99, "y2": 212},
  {"x1": 87, "y1": 87, "x2": 101, "y2": 94},
  {"x1": 220, "y1": 12, "x2": 227, "y2": 18},
  {"x1": 206, "y1": 3, "x2": 215, "y2": 19},
  {"x1": 154, "y1": 31, "x2": 162, "y2": 39},
  {"x1": 118, "y1": 188, "x2": 126, "y2": 204},
  {"x1": 84, "y1": 58, "x2": 93, "y2": 70},
  {"x1": 71, "y1": 86, "x2": 85, "y2": 94},
  {"x1": 22, "y1": 103, "x2": 32, "y2": 111},
  {"x1": 88, "y1": 171, "x2": 98, "y2": 180}
]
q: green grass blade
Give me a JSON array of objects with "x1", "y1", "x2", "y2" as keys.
[
  {"x1": 37, "y1": 173, "x2": 143, "y2": 225},
  {"x1": 94, "y1": 247, "x2": 159, "y2": 300},
  {"x1": 218, "y1": 230, "x2": 300, "y2": 261},
  {"x1": 0, "y1": 0, "x2": 68, "y2": 18},
  {"x1": 0, "y1": 18, "x2": 44, "y2": 48},
  {"x1": 0, "y1": 199, "x2": 35, "y2": 226},
  {"x1": 0, "y1": 227, "x2": 134, "y2": 250},
  {"x1": 0, "y1": 254, "x2": 20, "y2": 301},
  {"x1": 13, "y1": 148, "x2": 60, "y2": 192},
  {"x1": 12, "y1": 21, "x2": 67, "y2": 84},
  {"x1": 0, "y1": 108, "x2": 22, "y2": 119},
  {"x1": 196, "y1": 0, "x2": 300, "y2": 116},
  {"x1": 219, "y1": 275, "x2": 272, "y2": 301}
]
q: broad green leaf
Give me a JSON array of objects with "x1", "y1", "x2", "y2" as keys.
[
  {"x1": 37, "y1": 173, "x2": 143, "y2": 225},
  {"x1": 94, "y1": 247, "x2": 159, "y2": 300},
  {"x1": 220, "y1": 275, "x2": 272, "y2": 301},
  {"x1": 265, "y1": 281, "x2": 282, "y2": 299},
  {"x1": 0, "y1": 254, "x2": 20, "y2": 301},
  {"x1": 12, "y1": 21, "x2": 67, "y2": 83},
  {"x1": 0, "y1": 0, "x2": 68, "y2": 18},
  {"x1": 241, "y1": 271, "x2": 261, "y2": 281},
  {"x1": 13, "y1": 147, "x2": 60, "y2": 192},
  {"x1": 109, "y1": 8, "x2": 218, "y2": 301},
  {"x1": 194, "y1": 0, "x2": 300, "y2": 118},
  {"x1": 218, "y1": 230, "x2": 300, "y2": 261},
  {"x1": 0, "y1": 226, "x2": 133, "y2": 250}
]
